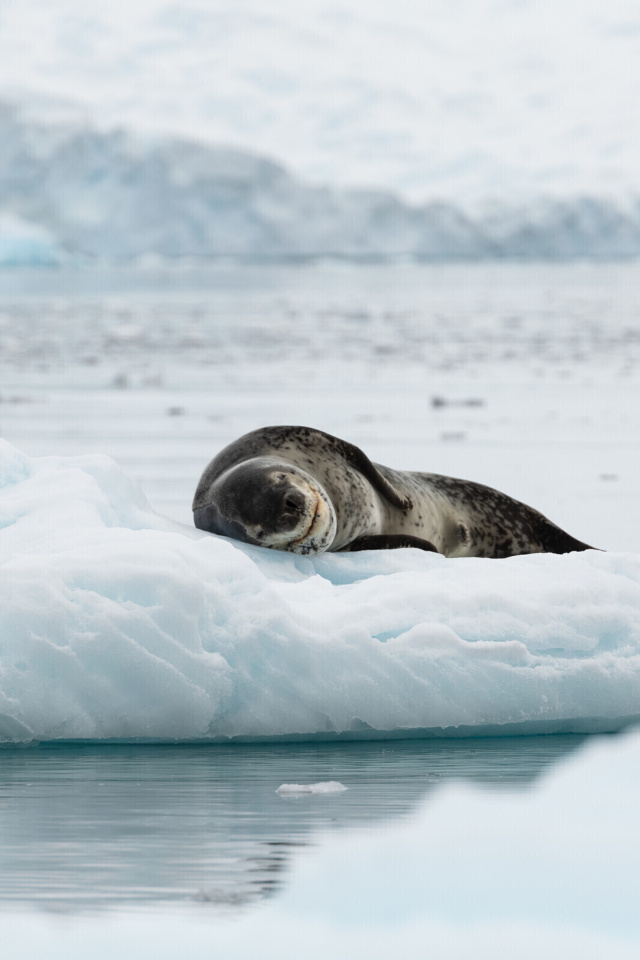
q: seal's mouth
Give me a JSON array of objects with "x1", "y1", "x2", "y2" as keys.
[{"x1": 288, "y1": 497, "x2": 319, "y2": 547}]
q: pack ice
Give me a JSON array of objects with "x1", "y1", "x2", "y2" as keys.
[{"x1": 1, "y1": 439, "x2": 639, "y2": 744}]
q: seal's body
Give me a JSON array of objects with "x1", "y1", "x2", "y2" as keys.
[{"x1": 193, "y1": 426, "x2": 594, "y2": 557}]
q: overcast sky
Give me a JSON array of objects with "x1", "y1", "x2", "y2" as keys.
[{"x1": 1, "y1": 0, "x2": 639, "y2": 203}]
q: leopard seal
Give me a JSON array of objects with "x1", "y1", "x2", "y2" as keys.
[{"x1": 192, "y1": 425, "x2": 595, "y2": 557}]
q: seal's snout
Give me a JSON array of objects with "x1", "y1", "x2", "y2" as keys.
[
  {"x1": 193, "y1": 503, "x2": 252, "y2": 542},
  {"x1": 193, "y1": 506, "x2": 208, "y2": 531},
  {"x1": 193, "y1": 504, "x2": 218, "y2": 533},
  {"x1": 282, "y1": 488, "x2": 306, "y2": 516},
  {"x1": 193, "y1": 455, "x2": 337, "y2": 554}
]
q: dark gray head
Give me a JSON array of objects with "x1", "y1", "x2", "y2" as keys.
[{"x1": 192, "y1": 457, "x2": 337, "y2": 555}]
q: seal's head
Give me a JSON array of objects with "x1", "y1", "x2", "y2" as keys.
[{"x1": 193, "y1": 457, "x2": 337, "y2": 555}]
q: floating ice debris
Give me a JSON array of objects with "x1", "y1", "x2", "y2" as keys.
[{"x1": 276, "y1": 782, "x2": 348, "y2": 796}]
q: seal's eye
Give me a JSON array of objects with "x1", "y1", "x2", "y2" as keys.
[{"x1": 255, "y1": 529, "x2": 265, "y2": 539}]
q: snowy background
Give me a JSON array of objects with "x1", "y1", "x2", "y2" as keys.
[
  {"x1": 2, "y1": 1, "x2": 640, "y2": 260},
  {"x1": 1, "y1": 0, "x2": 640, "y2": 204}
]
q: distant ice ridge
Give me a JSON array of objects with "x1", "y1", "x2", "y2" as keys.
[
  {"x1": 1, "y1": 99, "x2": 640, "y2": 262},
  {"x1": 1, "y1": 438, "x2": 639, "y2": 744}
]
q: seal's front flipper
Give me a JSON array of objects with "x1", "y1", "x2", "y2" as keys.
[
  {"x1": 340, "y1": 534, "x2": 439, "y2": 553},
  {"x1": 324, "y1": 433, "x2": 414, "y2": 512}
]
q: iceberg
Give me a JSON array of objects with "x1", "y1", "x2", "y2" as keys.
[
  {"x1": 1, "y1": 439, "x2": 639, "y2": 744},
  {"x1": 2, "y1": 98, "x2": 640, "y2": 262},
  {"x1": 0, "y1": 212, "x2": 61, "y2": 266}
]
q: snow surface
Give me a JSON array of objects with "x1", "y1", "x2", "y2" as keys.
[
  {"x1": 1, "y1": 438, "x2": 639, "y2": 744},
  {"x1": 2, "y1": 728, "x2": 640, "y2": 958},
  {"x1": 1, "y1": 1, "x2": 640, "y2": 205},
  {"x1": 276, "y1": 781, "x2": 348, "y2": 795}
]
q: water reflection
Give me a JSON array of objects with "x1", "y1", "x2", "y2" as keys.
[{"x1": 0, "y1": 736, "x2": 585, "y2": 913}]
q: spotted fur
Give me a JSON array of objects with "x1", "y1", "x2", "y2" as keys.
[{"x1": 193, "y1": 426, "x2": 595, "y2": 557}]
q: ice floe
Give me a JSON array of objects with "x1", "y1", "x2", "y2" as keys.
[{"x1": 1, "y1": 440, "x2": 639, "y2": 743}]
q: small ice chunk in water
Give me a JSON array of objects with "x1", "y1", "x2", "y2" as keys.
[{"x1": 276, "y1": 781, "x2": 348, "y2": 795}]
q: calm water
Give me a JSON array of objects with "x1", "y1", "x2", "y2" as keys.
[{"x1": 0, "y1": 736, "x2": 586, "y2": 914}]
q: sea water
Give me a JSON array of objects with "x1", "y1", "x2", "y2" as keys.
[
  {"x1": 0, "y1": 260, "x2": 638, "y2": 549},
  {"x1": 0, "y1": 736, "x2": 585, "y2": 913},
  {"x1": 1, "y1": 731, "x2": 638, "y2": 959}
]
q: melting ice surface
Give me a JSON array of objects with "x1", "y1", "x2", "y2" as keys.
[{"x1": 1, "y1": 439, "x2": 639, "y2": 743}]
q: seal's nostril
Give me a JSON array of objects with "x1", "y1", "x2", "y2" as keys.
[{"x1": 283, "y1": 489, "x2": 306, "y2": 514}]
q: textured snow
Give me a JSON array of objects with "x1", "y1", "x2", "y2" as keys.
[
  {"x1": 1, "y1": 438, "x2": 639, "y2": 744},
  {"x1": 2, "y1": 728, "x2": 640, "y2": 957},
  {"x1": 276, "y1": 781, "x2": 348, "y2": 795}
]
